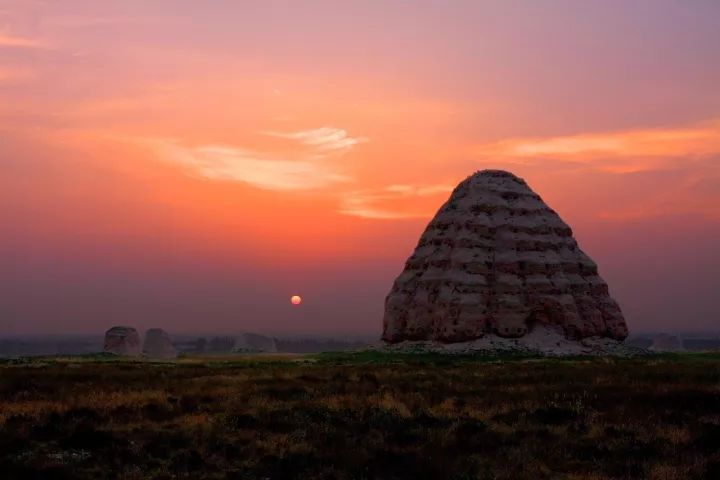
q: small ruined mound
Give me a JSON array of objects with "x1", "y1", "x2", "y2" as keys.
[
  {"x1": 383, "y1": 170, "x2": 629, "y2": 349},
  {"x1": 233, "y1": 333, "x2": 278, "y2": 353},
  {"x1": 103, "y1": 326, "x2": 141, "y2": 356},
  {"x1": 207, "y1": 336, "x2": 235, "y2": 352},
  {"x1": 649, "y1": 333, "x2": 683, "y2": 352},
  {"x1": 143, "y1": 328, "x2": 178, "y2": 359}
]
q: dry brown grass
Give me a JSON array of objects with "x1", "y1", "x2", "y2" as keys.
[{"x1": 0, "y1": 352, "x2": 719, "y2": 479}]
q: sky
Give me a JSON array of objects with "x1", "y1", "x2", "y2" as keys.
[{"x1": 1, "y1": 0, "x2": 719, "y2": 336}]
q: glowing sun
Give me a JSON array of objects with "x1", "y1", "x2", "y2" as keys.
[{"x1": 290, "y1": 295, "x2": 302, "y2": 305}]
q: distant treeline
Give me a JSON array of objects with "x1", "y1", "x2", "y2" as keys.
[
  {"x1": 626, "y1": 336, "x2": 720, "y2": 351},
  {"x1": 683, "y1": 338, "x2": 720, "y2": 351},
  {"x1": 274, "y1": 338, "x2": 369, "y2": 353},
  {"x1": 173, "y1": 336, "x2": 370, "y2": 354}
]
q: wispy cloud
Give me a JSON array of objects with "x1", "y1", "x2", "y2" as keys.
[
  {"x1": 0, "y1": 31, "x2": 44, "y2": 49},
  {"x1": 384, "y1": 184, "x2": 455, "y2": 196},
  {"x1": 43, "y1": 14, "x2": 149, "y2": 28},
  {"x1": 340, "y1": 183, "x2": 453, "y2": 219},
  {"x1": 340, "y1": 194, "x2": 426, "y2": 220},
  {"x1": 146, "y1": 139, "x2": 350, "y2": 191},
  {"x1": 265, "y1": 127, "x2": 367, "y2": 151},
  {"x1": 476, "y1": 120, "x2": 720, "y2": 173}
]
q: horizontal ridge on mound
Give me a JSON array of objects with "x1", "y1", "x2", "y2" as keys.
[{"x1": 382, "y1": 169, "x2": 628, "y2": 345}]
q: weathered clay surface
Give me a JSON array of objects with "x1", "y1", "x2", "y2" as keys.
[
  {"x1": 233, "y1": 333, "x2": 278, "y2": 353},
  {"x1": 382, "y1": 170, "x2": 628, "y2": 343},
  {"x1": 143, "y1": 328, "x2": 178, "y2": 358},
  {"x1": 103, "y1": 326, "x2": 142, "y2": 356},
  {"x1": 377, "y1": 325, "x2": 644, "y2": 356}
]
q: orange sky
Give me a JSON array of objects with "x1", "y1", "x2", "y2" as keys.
[{"x1": 1, "y1": 0, "x2": 719, "y2": 335}]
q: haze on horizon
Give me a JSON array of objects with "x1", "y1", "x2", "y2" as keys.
[{"x1": 1, "y1": 0, "x2": 719, "y2": 337}]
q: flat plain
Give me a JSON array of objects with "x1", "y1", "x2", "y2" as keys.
[{"x1": 1, "y1": 352, "x2": 719, "y2": 479}]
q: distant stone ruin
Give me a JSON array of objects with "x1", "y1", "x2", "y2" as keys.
[
  {"x1": 208, "y1": 336, "x2": 236, "y2": 352},
  {"x1": 204, "y1": 334, "x2": 278, "y2": 353},
  {"x1": 143, "y1": 328, "x2": 178, "y2": 358},
  {"x1": 103, "y1": 326, "x2": 142, "y2": 356},
  {"x1": 233, "y1": 333, "x2": 278, "y2": 353},
  {"x1": 383, "y1": 170, "x2": 629, "y2": 346}
]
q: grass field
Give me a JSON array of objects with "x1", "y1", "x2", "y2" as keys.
[{"x1": 1, "y1": 352, "x2": 719, "y2": 479}]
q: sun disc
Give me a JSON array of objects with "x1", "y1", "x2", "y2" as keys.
[{"x1": 291, "y1": 295, "x2": 302, "y2": 305}]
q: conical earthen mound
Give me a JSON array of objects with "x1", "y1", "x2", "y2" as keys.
[
  {"x1": 143, "y1": 328, "x2": 178, "y2": 359},
  {"x1": 382, "y1": 170, "x2": 628, "y2": 344}
]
